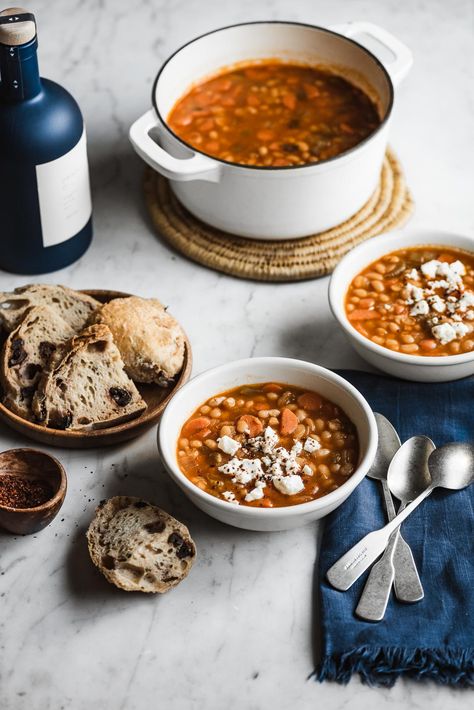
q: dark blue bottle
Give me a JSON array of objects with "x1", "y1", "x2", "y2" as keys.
[{"x1": 0, "y1": 8, "x2": 92, "y2": 274}]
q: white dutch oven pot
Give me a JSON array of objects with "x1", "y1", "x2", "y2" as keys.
[{"x1": 130, "y1": 21, "x2": 412, "y2": 240}]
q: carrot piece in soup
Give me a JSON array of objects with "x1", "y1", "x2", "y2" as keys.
[
  {"x1": 348, "y1": 309, "x2": 380, "y2": 322},
  {"x1": 280, "y1": 408, "x2": 299, "y2": 435},
  {"x1": 182, "y1": 417, "x2": 211, "y2": 436},
  {"x1": 297, "y1": 392, "x2": 323, "y2": 410},
  {"x1": 262, "y1": 383, "x2": 283, "y2": 393},
  {"x1": 238, "y1": 415, "x2": 263, "y2": 437}
]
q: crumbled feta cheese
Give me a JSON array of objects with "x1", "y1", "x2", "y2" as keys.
[
  {"x1": 419, "y1": 259, "x2": 465, "y2": 294},
  {"x1": 406, "y1": 268, "x2": 419, "y2": 280},
  {"x1": 451, "y1": 260, "x2": 466, "y2": 276},
  {"x1": 273, "y1": 475, "x2": 305, "y2": 496},
  {"x1": 432, "y1": 323, "x2": 457, "y2": 345},
  {"x1": 457, "y1": 292, "x2": 474, "y2": 312},
  {"x1": 410, "y1": 300, "x2": 430, "y2": 316},
  {"x1": 427, "y1": 294, "x2": 446, "y2": 313},
  {"x1": 428, "y1": 279, "x2": 450, "y2": 292},
  {"x1": 217, "y1": 435, "x2": 241, "y2": 456},
  {"x1": 303, "y1": 464, "x2": 313, "y2": 476},
  {"x1": 421, "y1": 260, "x2": 441, "y2": 279},
  {"x1": 434, "y1": 262, "x2": 464, "y2": 292},
  {"x1": 291, "y1": 441, "x2": 303, "y2": 457},
  {"x1": 405, "y1": 283, "x2": 424, "y2": 303},
  {"x1": 466, "y1": 311, "x2": 474, "y2": 321},
  {"x1": 304, "y1": 437, "x2": 321, "y2": 453},
  {"x1": 273, "y1": 446, "x2": 289, "y2": 462},
  {"x1": 222, "y1": 491, "x2": 239, "y2": 505},
  {"x1": 285, "y1": 457, "x2": 300, "y2": 475},
  {"x1": 245, "y1": 481, "x2": 266, "y2": 502},
  {"x1": 263, "y1": 426, "x2": 279, "y2": 452},
  {"x1": 452, "y1": 322, "x2": 469, "y2": 339},
  {"x1": 248, "y1": 426, "x2": 279, "y2": 454},
  {"x1": 269, "y1": 460, "x2": 284, "y2": 477},
  {"x1": 218, "y1": 457, "x2": 263, "y2": 484}
]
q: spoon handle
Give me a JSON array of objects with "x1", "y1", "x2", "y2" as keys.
[
  {"x1": 356, "y1": 502, "x2": 424, "y2": 620},
  {"x1": 327, "y1": 528, "x2": 390, "y2": 591},
  {"x1": 379, "y1": 480, "x2": 423, "y2": 602},
  {"x1": 380, "y1": 479, "x2": 397, "y2": 519},
  {"x1": 355, "y1": 528, "x2": 397, "y2": 621},
  {"x1": 327, "y1": 485, "x2": 434, "y2": 591},
  {"x1": 393, "y1": 535, "x2": 424, "y2": 602}
]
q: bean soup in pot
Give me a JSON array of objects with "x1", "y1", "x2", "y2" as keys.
[{"x1": 167, "y1": 61, "x2": 381, "y2": 167}]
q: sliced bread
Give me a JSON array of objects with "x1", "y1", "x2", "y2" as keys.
[
  {"x1": 32, "y1": 324, "x2": 147, "y2": 430},
  {"x1": 87, "y1": 496, "x2": 196, "y2": 593},
  {"x1": 90, "y1": 296, "x2": 185, "y2": 385},
  {"x1": 1, "y1": 305, "x2": 76, "y2": 419},
  {"x1": 0, "y1": 284, "x2": 100, "y2": 332}
]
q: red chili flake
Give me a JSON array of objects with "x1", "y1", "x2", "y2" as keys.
[{"x1": 0, "y1": 475, "x2": 53, "y2": 508}]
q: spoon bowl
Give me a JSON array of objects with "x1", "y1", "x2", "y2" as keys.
[
  {"x1": 428, "y1": 442, "x2": 474, "y2": 489},
  {"x1": 388, "y1": 435, "x2": 434, "y2": 502},
  {"x1": 328, "y1": 441, "x2": 474, "y2": 591},
  {"x1": 368, "y1": 413, "x2": 400, "y2": 482}
]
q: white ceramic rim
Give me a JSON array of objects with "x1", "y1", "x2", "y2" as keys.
[
  {"x1": 151, "y1": 20, "x2": 394, "y2": 173},
  {"x1": 157, "y1": 357, "x2": 378, "y2": 518},
  {"x1": 329, "y1": 228, "x2": 474, "y2": 367}
]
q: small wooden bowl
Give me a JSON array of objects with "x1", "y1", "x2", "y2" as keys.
[
  {"x1": 0, "y1": 448, "x2": 67, "y2": 535},
  {"x1": 0, "y1": 290, "x2": 193, "y2": 448}
]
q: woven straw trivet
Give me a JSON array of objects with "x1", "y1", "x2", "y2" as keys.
[{"x1": 144, "y1": 148, "x2": 414, "y2": 282}]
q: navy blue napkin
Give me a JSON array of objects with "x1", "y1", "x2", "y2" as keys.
[{"x1": 315, "y1": 370, "x2": 474, "y2": 687}]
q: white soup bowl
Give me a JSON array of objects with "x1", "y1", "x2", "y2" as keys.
[{"x1": 157, "y1": 357, "x2": 377, "y2": 531}]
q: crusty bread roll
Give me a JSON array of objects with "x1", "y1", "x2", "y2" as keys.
[
  {"x1": 91, "y1": 296, "x2": 185, "y2": 385},
  {"x1": 87, "y1": 496, "x2": 196, "y2": 593}
]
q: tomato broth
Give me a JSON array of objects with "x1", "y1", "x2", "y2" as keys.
[
  {"x1": 168, "y1": 61, "x2": 380, "y2": 167},
  {"x1": 177, "y1": 382, "x2": 359, "y2": 508},
  {"x1": 346, "y1": 246, "x2": 474, "y2": 356}
]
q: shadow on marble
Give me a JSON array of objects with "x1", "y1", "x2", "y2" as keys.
[
  {"x1": 96, "y1": 443, "x2": 278, "y2": 542},
  {"x1": 278, "y1": 315, "x2": 370, "y2": 370},
  {"x1": 65, "y1": 447, "x2": 271, "y2": 602},
  {"x1": 87, "y1": 144, "x2": 152, "y2": 237}
]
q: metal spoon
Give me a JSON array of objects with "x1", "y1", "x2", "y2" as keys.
[
  {"x1": 327, "y1": 442, "x2": 474, "y2": 591},
  {"x1": 365, "y1": 414, "x2": 424, "y2": 604},
  {"x1": 356, "y1": 435, "x2": 432, "y2": 620}
]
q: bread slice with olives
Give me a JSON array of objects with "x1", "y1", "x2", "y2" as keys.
[
  {"x1": 1, "y1": 305, "x2": 76, "y2": 419},
  {"x1": 86, "y1": 496, "x2": 196, "y2": 593},
  {"x1": 0, "y1": 284, "x2": 100, "y2": 333},
  {"x1": 32, "y1": 324, "x2": 147, "y2": 430}
]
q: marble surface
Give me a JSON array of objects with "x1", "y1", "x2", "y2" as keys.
[{"x1": 1, "y1": 1, "x2": 473, "y2": 708}]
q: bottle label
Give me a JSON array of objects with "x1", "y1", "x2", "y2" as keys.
[{"x1": 36, "y1": 129, "x2": 92, "y2": 248}]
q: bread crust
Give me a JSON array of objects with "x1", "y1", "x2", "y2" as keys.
[
  {"x1": 87, "y1": 496, "x2": 196, "y2": 593},
  {"x1": 91, "y1": 296, "x2": 185, "y2": 385},
  {"x1": 0, "y1": 284, "x2": 100, "y2": 332}
]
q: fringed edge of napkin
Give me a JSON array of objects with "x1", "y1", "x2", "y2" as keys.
[{"x1": 312, "y1": 647, "x2": 474, "y2": 688}]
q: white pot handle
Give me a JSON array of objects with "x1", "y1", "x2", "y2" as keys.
[
  {"x1": 129, "y1": 109, "x2": 221, "y2": 182},
  {"x1": 329, "y1": 21, "x2": 413, "y2": 86}
]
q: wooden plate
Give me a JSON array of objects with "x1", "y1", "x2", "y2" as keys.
[{"x1": 0, "y1": 290, "x2": 192, "y2": 449}]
